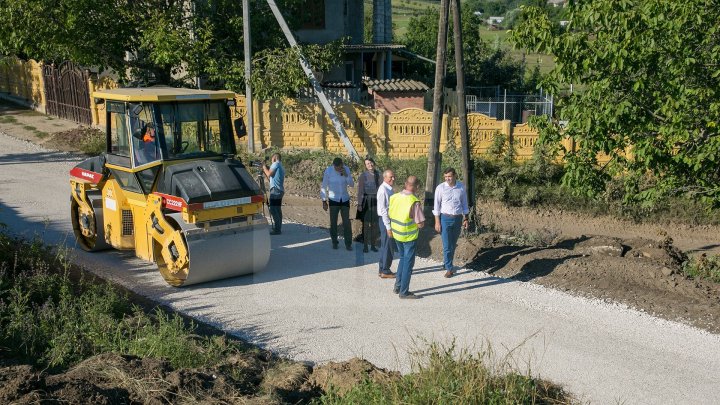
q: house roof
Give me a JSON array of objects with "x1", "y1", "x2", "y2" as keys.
[
  {"x1": 342, "y1": 44, "x2": 406, "y2": 53},
  {"x1": 364, "y1": 78, "x2": 429, "y2": 92},
  {"x1": 92, "y1": 86, "x2": 235, "y2": 102}
]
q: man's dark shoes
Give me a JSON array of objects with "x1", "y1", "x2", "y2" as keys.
[
  {"x1": 269, "y1": 230, "x2": 281, "y2": 235},
  {"x1": 371, "y1": 246, "x2": 378, "y2": 252},
  {"x1": 444, "y1": 270, "x2": 454, "y2": 278},
  {"x1": 399, "y1": 292, "x2": 421, "y2": 299},
  {"x1": 332, "y1": 242, "x2": 339, "y2": 250},
  {"x1": 363, "y1": 246, "x2": 369, "y2": 253},
  {"x1": 379, "y1": 272, "x2": 396, "y2": 279},
  {"x1": 345, "y1": 245, "x2": 353, "y2": 251},
  {"x1": 393, "y1": 287, "x2": 400, "y2": 294}
]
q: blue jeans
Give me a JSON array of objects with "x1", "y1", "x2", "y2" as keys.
[
  {"x1": 394, "y1": 239, "x2": 417, "y2": 296},
  {"x1": 268, "y1": 188, "x2": 284, "y2": 233},
  {"x1": 441, "y1": 214, "x2": 463, "y2": 270},
  {"x1": 378, "y1": 220, "x2": 393, "y2": 274}
]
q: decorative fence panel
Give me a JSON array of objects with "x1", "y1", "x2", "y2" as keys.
[{"x1": 43, "y1": 61, "x2": 92, "y2": 124}]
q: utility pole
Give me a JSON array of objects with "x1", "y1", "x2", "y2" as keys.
[
  {"x1": 242, "y1": 0, "x2": 255, "y2": 152},
  {"x1": 425, "y1": 0, "x2": 451, "y2": 213},
  {"x1": 264, "y1": 0, "x2": 359, "y2": 160},
  {"x1": 451, "y1": 0, "x2": 473, "y2": 213}
]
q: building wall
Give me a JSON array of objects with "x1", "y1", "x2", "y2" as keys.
[
  {"x1": 295, "y1": 0, "x2": 363, "y2": 45},
  {"x1": 372, "y1": 90, "x2": 426, "y2": 113}
]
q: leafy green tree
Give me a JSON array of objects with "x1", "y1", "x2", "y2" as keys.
[
  {"x1": 401, "y1": 7, "x2": 526, "y2": 90},
  {"x1": 511, "y1": 0, "x2": 720, "y2": 205},
  {"x1": 0, "y1": 0, "x2": 342, "y2": 98}
]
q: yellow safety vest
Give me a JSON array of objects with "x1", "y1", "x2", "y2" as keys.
[{"x1": 389, "y1": 192, "x2": 420, "y2": 242}]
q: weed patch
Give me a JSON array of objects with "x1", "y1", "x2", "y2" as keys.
[
  {"x1": 682, "y1": 254, "x2": 720, "y2": 283},
  {"x1": 317, "y1": 341, "x2": 572, "y2": 404},
  {"x1": 0, "y1": 115, "x2": 18, "y2": 124},
  {"x1": 0, "y1": 231, "x2": 245, "y2": 371},
  {"x1": 22, "y1": 125, "x2": 36, "y2": 131},
  {"x1": 49, "y1": 126, "x2": 106, "y2": 155}
]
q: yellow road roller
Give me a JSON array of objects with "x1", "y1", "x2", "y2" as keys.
[{"x1": 69, "y1": 87, "x2": 270, "y2": 286}]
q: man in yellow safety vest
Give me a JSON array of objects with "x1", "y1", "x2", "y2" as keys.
[{"x1": 388, "y1": 175, "x2": 425, "y2": 299}]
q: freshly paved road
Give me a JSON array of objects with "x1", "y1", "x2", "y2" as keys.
[{"x1": 1, "y1": 131, "x2": 719, "y2": 404}]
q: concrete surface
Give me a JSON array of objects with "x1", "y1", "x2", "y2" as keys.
[{"x1": 1, "y1": 131, "x2": 719, "y2": 404}]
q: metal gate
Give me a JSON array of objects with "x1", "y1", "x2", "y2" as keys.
[{"x1": 43, "y1": 61, "x2": 92, "y2": 124}]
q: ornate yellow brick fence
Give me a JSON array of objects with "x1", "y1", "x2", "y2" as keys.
[
  {"x1": 1, "y1": 57, "x2": 560, "y2": 161},
  {"x1": 0, "y1": 58, "x2": 45, "y2": 110},
  {"x1": 235, "y1": 97, "x2": 535, "y2": 160}
]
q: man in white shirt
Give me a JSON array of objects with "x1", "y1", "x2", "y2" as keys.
[
  {"x1": 432, "y1": 167, "x2": 469, "y2": 278},
  {"x1": 376, "y1": 169, "x2": 396, "y2": 278},
  {"x1": 321, "y1": 157, "x2": 355, "y2": 250}
]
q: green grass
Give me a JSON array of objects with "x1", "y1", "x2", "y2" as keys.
[
  {"x1": 78, "y1": 127, "x2": 107, "y2": 155},
  {"x1": 316, "y1": 341, "x2": 571, "y2": 404},
  {"x1": 23, "y1": 125, "x2": 36, "y2": 131},
  {"x1": 386, "y1": 0, "x2": 441, "y2": 37},
  {"x1": 34, "y1": 130, "x2": 49, "y2": 139},
  {"x1": 0, "y1": 115, "x2": 19, "y2": 124},
  {"x1": 380, "y1": 2, "x2": 557, "y2": 74},
  {"x1": 0, "y1": 231, "x2": 247, "y2": 371},
  {"x1": 682, "y1": 254, "x2": 720, "y2": 283}
]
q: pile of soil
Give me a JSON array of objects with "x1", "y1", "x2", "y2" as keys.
[
  {"x1": 462, "y1": 234, "x2": 720, "y2": 332},
  {"x1": 44, "y1": 126, "x2": 104, "y2": 153},
  {"x1": 0, "y1": 353, "x2": 397, "y2": 404}
]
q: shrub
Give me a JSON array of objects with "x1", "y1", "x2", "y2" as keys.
[
  {"x1": 682, "y1": 254, "x2": 720, "y2": 283},
  {"x1": 317, "y1": 341, "x2": 571, "y2": 404}
]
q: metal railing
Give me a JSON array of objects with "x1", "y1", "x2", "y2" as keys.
[
  {"x1": 466, "y1": 89, "x2": 553, "y2": 124},
  {"x1": 298, "y1": 86, "x2": 362, "y2": 105}
]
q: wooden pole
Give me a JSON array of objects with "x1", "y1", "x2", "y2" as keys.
[
  {"x1": 242, "y1": 0, "x2": 255, "y2": 153},
  {"x1": 451, "y1": 0, "x2": 473, "y2": 212},
  {"x1": 425, "y1": 0, "x2": 451, "y2": 214},
  {"x1": 265, "y1": 0, "x2": 359, "y2": 160}
]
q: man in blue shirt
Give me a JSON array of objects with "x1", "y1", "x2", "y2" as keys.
[
  {"x1": 263, "y1": 153, "x2": 285, "y2": 235},
  {"x1": 432, "y1": 167, "x2": 469, "y2": 278}
]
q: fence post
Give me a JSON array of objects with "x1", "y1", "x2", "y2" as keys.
[
  {"x1": 378, "y1": 112, "x2": 388, "y2": 155},
  {"x1": 503, "y1": 89, "x2": 507, "y2": 121},
  {"x1": 88, "y1": 77, "x2": 99, "y2": 126}
]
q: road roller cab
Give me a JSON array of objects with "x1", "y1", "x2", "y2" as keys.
[{"x1": 70, "y1": 87, "x2": 270, "y2": 286}]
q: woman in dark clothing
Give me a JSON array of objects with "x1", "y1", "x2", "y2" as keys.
[{"x1": 357, "y1": 157, "x2": 381, "y2": 253}]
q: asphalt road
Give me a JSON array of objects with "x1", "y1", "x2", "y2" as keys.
[{"x1": 1, "y1": 131, "x2": 719, "y2": 404}]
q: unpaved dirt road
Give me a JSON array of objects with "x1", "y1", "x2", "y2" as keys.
[{"x1": 1, "y1": 131, "x2": 720, "y2": 404}]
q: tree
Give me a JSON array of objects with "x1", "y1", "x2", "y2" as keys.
[
  {"x1": 401, "y1": 7, "x2": 526, "y2": 90},
  {"x1": 511, "y1": 0, "x2": 720, "y2": 205},
  {"x1": 0, "y1": 0, "x2": 342, "y2": 98}
]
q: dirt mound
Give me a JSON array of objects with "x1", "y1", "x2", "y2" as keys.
[
  {"x1": 0, "y1": 351, "x2": 405, "y2": 404},
  {"x1": 1, "y1": 352, "x2": 276, "y2": 404},
  {"x1": 0, "y1": 361, "x2": 45, "y2": 404},
  {"x1": 465, "y1": 234, "x2": 720, "y2": 333},
  {"x1": 308, "y1": 357, "x2": 400, "y2": 395}
]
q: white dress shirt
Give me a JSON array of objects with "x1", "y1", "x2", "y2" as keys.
[
  {"x1": 432, "y1": 181, "x2": 469, "y2": 216},
  {"x1": 376, "y1": 181, "x2": 393, "y2": 228},
  {"x1": 320, "y1": 165, "x2": 354, "y2": 202}
]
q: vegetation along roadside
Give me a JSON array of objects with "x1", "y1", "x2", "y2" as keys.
[{"x1": 0, "y1": 229, "x2": 574, "y2": 404}]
